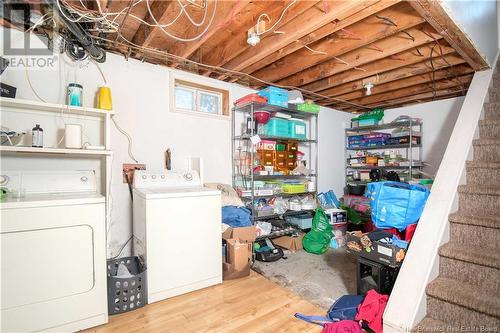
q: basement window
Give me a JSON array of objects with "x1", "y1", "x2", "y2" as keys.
[{"x1": 173, "y1": 79, "x2": 229, "y2": 117}]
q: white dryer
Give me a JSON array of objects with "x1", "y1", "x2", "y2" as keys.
[
  {"x1": 0, "y1": 171, "x2": 108, "y2": 333},
  {"x1": 133, "y1": 170, "x2": 222, "y2": 304}
]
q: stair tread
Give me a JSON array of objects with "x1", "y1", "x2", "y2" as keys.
[
  {"x1": 449, "y1": 212, "x2": 500, "y2": 229},
  {"x1": 458, "y1": 184, "x2": 500, "y2": 195},
  {"x1": 427, "y1": 277, "x2": 500, "y2": 318},
  {"x1": 440, "y1": 242, "x2": 500, "y2": 269},
  {"x1": 480, "y1": 119, "x2": 500, "y2": 126},
  {"x1": 466, "y1": 160, "x2": 500, "y2": 168},
  {"x1": 413, "y1": 317, "x2": 450, "y2": 332},
  {"x1": 473, "y1": 138, "x2": 500, "y2": 145}
]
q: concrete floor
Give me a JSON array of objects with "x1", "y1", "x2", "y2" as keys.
[{"x1": 252, "y1": 247, "x2": 357, "y2": 310}]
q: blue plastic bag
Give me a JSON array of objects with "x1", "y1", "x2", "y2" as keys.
[
  {"x1": 222, "y1": 206, "x2": 252, "y2": 227},
  {"x1": 366, "y1": 181, "x2": 430, "y2": 231},
  {"x1": 295, "y1": 295, "x2": 364, "y2": 325}
]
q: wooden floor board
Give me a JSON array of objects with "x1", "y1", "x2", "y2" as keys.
[{"x1": 84, "y1": 272, "x2": 322, "y2": 333}]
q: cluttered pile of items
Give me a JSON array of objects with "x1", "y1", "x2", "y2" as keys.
[{"x1": 291, "y1": 181, "x2": 430, "y2": 333}]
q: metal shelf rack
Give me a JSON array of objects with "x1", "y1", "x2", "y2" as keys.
[
  {"x1": 232, "y1": 101, "x2": 319, "y2": 224},
  {"x1": 345, "y1": 119, "x2": 423, "y2": 185}
]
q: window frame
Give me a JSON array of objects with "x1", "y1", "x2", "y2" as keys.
[{"x1": 172, "y1": 78, "x2": 230, "y2": 118}]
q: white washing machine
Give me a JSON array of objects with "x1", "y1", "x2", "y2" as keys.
[
  {"x1": 0, "y1": 171, "x2": 108, "y2": 333},
  {"x1": 133, "y1": 169, "x2": 222, "y2": 304}
]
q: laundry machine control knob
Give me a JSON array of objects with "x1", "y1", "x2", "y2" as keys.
[
  {"x1": 161, "y1": 175, "x2": 165, "y2": 179},
  {"x1": 0, "y1": 175, "x2": 8, "y2": 185},
  {"x1": 151, "y1": 175, "x2": 157, "y2": 179},
  {"x1": 142, "y1": 175, "x2": 147, "y2": 180},
  {"x1": 184, "y1": 173, "x2": 193, "y2": 181},
  {"x1": 81, "y1": 176, "x2": 88, "y2": 182}
]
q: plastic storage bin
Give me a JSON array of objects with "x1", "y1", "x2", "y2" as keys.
[
  {"x1": 281, "y1": 183, "x2": 306, "y2": 194},
  {"x1": 258, "y1": 86, "x2": 289, "y2": 107},
  {"x1": 260, "y1": 117, "x2": 290, "y2": 137},
  {"x1": 286, "y1": 213, "x2": 313, "y2": 229},
  {"x1": 297, "y1": 103, "x2": 320, "y2": 113},
  {"x1": 289, "y1": 119, "x2": 307, "y2": 139},
  {"x1": 107, "y1": 256, "x2": 147, "y2": 315}
]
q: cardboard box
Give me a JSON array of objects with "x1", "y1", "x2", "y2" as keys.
[
  {"x1": 272, "y1": 234, "x2": 303, "y2": 252},
  {"x1": 346, "y1": 231, "x2": 406, "y2": 267},
  {"x1": 223, "y1": 239, "x2": 253, "y2": 280},
  {"x1": 222, "y1": 226, "x2": 257, "y2": 243},
  {"x1": 222, "y1": 226, "x2": 256, "y2": 280}
]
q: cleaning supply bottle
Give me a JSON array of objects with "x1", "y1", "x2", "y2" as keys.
[{"x1": 31, "y1": 124, "x2": 43, "y2": 148}]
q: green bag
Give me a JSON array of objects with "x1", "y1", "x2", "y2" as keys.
[{"x1": 302, "y1": 208, "x2": 333, "y2": 254}]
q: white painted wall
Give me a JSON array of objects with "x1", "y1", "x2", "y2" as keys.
[
  {"x1": 317, "y1": 107, "x2": 352, "y2": 195},
  {"x1": 442, "y1": 0, "x2": 498, "y2": 66},
  {"x1": 0, "y1": 27, "x2": 351, "y2": 256},
  {"x1": 383, "y1": 97, "x2": 465, "y2": 177}
]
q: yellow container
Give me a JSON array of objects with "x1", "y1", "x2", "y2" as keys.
[
  {"x1": 281, "y1": 183, "x2": 306, "y2": 194},
  {"x1": 97, "y1": 86, "x2": 113, "y2": 110}
]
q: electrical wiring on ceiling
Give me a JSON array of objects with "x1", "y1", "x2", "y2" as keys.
[
  {"x1": 256, "y1": 0, "x2": 297, "y2": 35},
  {"x1": 94, "y1": 31, "x2": 371, "y2": 110},
  {"x1": 56, "y1": 0, "x2": 217, "y2": 41},
  {"x1": 19, "y1": 1, "x2": 371, "y2": 109},
  {"x1": 145, "y1": 0, "x2": 217, "y2": 42}
]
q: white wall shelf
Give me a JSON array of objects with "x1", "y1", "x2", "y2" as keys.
[
  {"x1": 0, "y1": 97, "x2": 115, "y2": 117},
  {"x1": 0, "y1": 146, "x2": 112, "y2": 156}
]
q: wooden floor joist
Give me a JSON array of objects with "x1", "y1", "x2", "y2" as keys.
[
  {"x1": 408, "y1": 0, "x2": 489, "y2": 71},
  {"x1": 332, "y1": 63, "x2": 473, "y2": 102},
  {"x1": 215, "y1": 1, "x2": 379, "y2": 78},
  {"x1": 227, "y1": 0, "x2": 401, "y2": 83},
  {"x1": 315, "y1": 51, "x2": 465, "y2": 99},
  {"x1": 303, "y1": 42, "x2": 455, "y2": 93},
  {"x1": 251, "y1": 2, "x2": 425, "y2": 83},
  {"x1": 277, "y1": 24, "x2": 442, "y2": 87},
  {"x1": 339, "y1": 73, "x2": 472, "y2": 106},
  {"x1": 22, "y1": 0, "x2": 486, "y2": 111}
]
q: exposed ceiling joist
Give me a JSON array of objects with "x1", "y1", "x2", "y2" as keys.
[
  {"x1": 215, "y1": 0, "x2": 380, "y2": 79},
  {"x1": 319, "y1": 54, "x2": 468, "y2": 100},
  {"x1": 349, "y1": 73, "x2": 471, "y2": 105},
  {"x1": 304, "y1": 42, "x2": 455, "y2": 93},
  {"x1": 167, "y1": 0, "x2": 252, "y2": 60},
  {"x1": 131, "y1": 0, "x2": 176, "y2": 48},
  {"x1": 200, "y1": 0, "x2": 321, "y2": 73},
  {"x1": 334, "y1": 73, "x2": 471, "y2": 109},
  {"x1": 277, "y1": 24, "x2": 442, "y2": 87},
  {"x1": 251, "y1": 2, "x2": 425, "y2": 83},
  {"x1": 333, "y1": 64, "x2": 473, "y2": 103},
  {"x1": 226, "y1": 0, "x2": 401, "y2": 83},
  {"x1": 407, "y1": 0, "x2": 489, "y2": 70},
  {"x1": 23, "y1": 0, "x2": 486, "y2": 112}
]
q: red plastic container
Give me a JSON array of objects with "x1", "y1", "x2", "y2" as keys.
[{"x1": 234, "y1": 93, "x2": 267, "y2": 106}]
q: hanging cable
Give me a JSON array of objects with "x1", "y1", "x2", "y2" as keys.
[
  {"x1": 145, "y1": 0, "x2": 217, "y2": 42},
  {"x1": 111, "y1": 116, "x2": 139, "y2": 163},
  {"x1": 256, "y1": 0, "x2": 297, "y2": 35}
]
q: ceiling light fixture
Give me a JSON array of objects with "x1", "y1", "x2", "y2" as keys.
[
  {"x1": 364, "y1": 82, "x2": 374, "y2": 96},
  {"x1": 247, "y1": 31, "x2": 261, "y2": 46}
]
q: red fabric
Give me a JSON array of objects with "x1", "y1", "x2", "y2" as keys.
[
  {"x1": 355, "y1": 290, "x2": 388, "y2": 333},
  {"x1": 404, "y1": 224, "x2": 417, "y2": 242},
  {"x1": 321, "y1": 320, "x2": 362, "y2": 333},
  {"x1": 381, "y1": 227, "x2": 404, "y2": 239}
]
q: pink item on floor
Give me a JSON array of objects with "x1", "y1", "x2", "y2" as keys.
[
  {"x1": 355, "y1": 289, "x2": 388, "y2": 333},
  {"x1": 321, "y1": 320, "x2": 362, "y2": 333}
]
